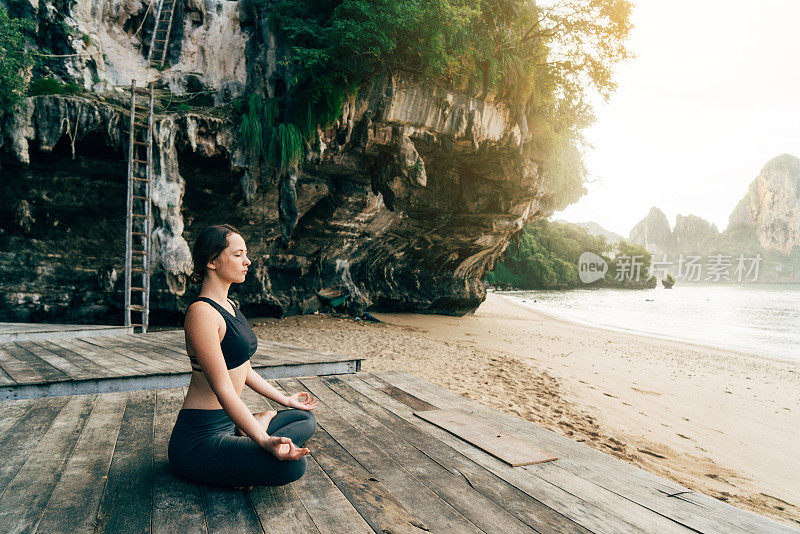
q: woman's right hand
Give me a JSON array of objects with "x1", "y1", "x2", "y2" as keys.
[{"x1": 260, "y1": 435, "x2": 310, "y2": 461}]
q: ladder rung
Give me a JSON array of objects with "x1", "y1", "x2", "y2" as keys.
[
  {"x1": 132, "y1": 231, "x2": 148, "y2": 236},
  {"x1": 131, "y1": 287, "x2": 146, "y2": 291},
  {"x1": 130, "y1": 323, "x2": 144, "y2": 326},
  {"x1": 133, "y1": 141, "x2": 148, "y2": 146},
  {"x1": 131, "y1": 268, "x2": 147, "y2": 273},
  {"x1": 154, "y1": 39, "x2": 167, "y2": 43},
  {"x1": 129, "y1": 305, "x2": 147, "y2": 312},
  {"x1": 132, "y1": 195, "x2": 148, "y2": 200},
  {"x1": 132, "y1": 214, "x2": 148, "y2": 218},
  {"x1": 132, "y1": 122, "x2": 148, "y2": 128},
  {"x1": 132, "y1": 250, "x2": 147, "y2": 255},
  {"x1": 133, "y1": 177, "x2": 149, "y2": 182},
  {"x1": 131, "y1": 159, "x2": 148, "y2": 164}
]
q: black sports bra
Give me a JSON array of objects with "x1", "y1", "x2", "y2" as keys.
[{"x1": 188, "y1": 297, "x2": 258, "y2": 371}]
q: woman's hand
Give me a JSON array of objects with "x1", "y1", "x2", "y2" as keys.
[
  {"x1": 260, "y1": 435, "x2": 310, "y2": 461},
  {"x1": 283, "y1": 392, "x2": 319, "y2": 411}
]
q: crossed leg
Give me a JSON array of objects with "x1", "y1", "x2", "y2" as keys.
[{"x1": 233, "y1": 409, "x2": 317, "y2": 490}]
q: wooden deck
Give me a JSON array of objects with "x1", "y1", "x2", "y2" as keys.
[
  {"x1": 0, "y1": 322, "x2": 132, "y2": 343},
  {"x1": 0, "y1": 330, "x2": 361, "y2": 400},
  {"x1": 0, "y1": 371, "x2": 793, "y2": 533}
]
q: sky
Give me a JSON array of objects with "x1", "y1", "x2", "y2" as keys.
[{"x1": 555, "y1": 0, "x2": 800, "y2": 238}]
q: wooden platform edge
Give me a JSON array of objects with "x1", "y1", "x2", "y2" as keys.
[
  {"x1": 0, "y1": 327, "x2": 134, "y2": 343},
  {"x1": 0, "y1": 360, "x2": 361, "y2": 401}
]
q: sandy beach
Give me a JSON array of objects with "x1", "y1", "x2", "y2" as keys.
[{"x1": 252, "y1": 292, "x2": 800, "y2": 527}]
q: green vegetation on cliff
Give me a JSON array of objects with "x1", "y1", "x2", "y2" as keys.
[
  {"x1": 0, "y1": 7, "x2": 35, "y2": 115},
  {"x1": 486, "y1": 219, "x2": 655, "y2": 289},
  {"x1": 243, "y1": 0, "x2": 632, "y2": 208}
]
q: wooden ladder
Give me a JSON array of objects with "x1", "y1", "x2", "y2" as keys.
[
  {"x1": 147, "y1": 0, "x2": 177, "y2": 69},
  {"x1": 124, "y1": 80, "x2": 155, "y2": 334}
]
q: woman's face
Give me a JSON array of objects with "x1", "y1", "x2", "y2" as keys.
[{"x1": 208, "y1": 233, "x2": 250, "y2": 283}]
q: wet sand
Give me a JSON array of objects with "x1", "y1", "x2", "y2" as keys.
[{"x1": 251, "y1": 292, "x2": 800, "y2": 527}]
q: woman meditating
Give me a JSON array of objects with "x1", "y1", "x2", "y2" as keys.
[{"x1": 168, "y1": 224, "x2": 318, "y2": 489}]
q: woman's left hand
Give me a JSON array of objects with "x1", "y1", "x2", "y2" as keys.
[{"x1": 283, "y1": 391, "x2": 319, "y2": 410}]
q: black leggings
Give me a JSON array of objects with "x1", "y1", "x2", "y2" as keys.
[{"x1": 168, "y1": 407, "x2": 317, "y2": 488}]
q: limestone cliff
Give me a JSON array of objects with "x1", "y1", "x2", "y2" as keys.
[
  {"x1": 0, "y1": 0, "x2": 553, "y2": 322},
  {"x1": 728, "y1": 154, "x2": 800, "y2": 255},
  {"x1": 672, "y1": 215, "x2": 719, "y2": 255},
  {"x1": 628, "y1": 207, "x2": 673, "y2": 255}
]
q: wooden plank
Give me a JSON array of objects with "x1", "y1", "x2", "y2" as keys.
[
  {"x1": 241, "y1": 388, "x2": 370, "y2": 533},
  {"x1": 88, "y1": 336, "x2": 180, "y2": 373},
  {"x1": 95, "y1": 389, "x2": 156, "y2": 533},
  {"x1": 5, "y1": 342, "x2": 71, "y2": 381},
  {"x1": 125, "y1": 335, "x2": 185, "y2": 360},
  {"x1": 282, "y1": 378, "x2": 488, "y2": 533},
  {"x1": 249, "y1": 485, "x2": 320, "y2": 534},
  {"x1": 151, "y1": 388, "x2": 207, "y2": 534},
  {"x1": 35, "y1": 392, "x2": 128, "y2": 532},
  {"x1": 16, "y1": 340, "x2": 95, "y2": 380},
  {"x1": 0, "y1": 324, "x2": 132, "y2": 343},
  {"x1": 0, "y1": 343, "x2": 44, "y2": 384},
  {"x1": 0, "y1": 398, "x2": 35, "y2": 439},
  {"x1": 0, "y1": 396, "x2": 70, "y2": 492},
  {"x1": 128, "y1": 339, "x2": 185, "y2": 368},
  {"x1": 414, "y1": 409, "x2": 557, "y2": 467},
  {"x1": 352, "y1": 373, "x2": 686, "y2": 534},
  {"x1": 0, "y1": 394, "x2": 97, "y2": 531},
  {"x1": 379, "y1": 372, "x2": 791, "y2": 534},
  {"x1": 331, "y1": 374, "x2": 591, "y2": 533},
  {"x1": 50, "y1": 337, "x2": 133, "y2": 377},
  {"x1": 378, "y1": 384, "x2": 436, "y2": 411},
  {"x1": 295, "y1": 376, "x2": 545, "y2": 533},
  {"x1": 201, "y1": 486, "x2": 263, "y2": 534},
  {"x1": 69, "y1": 338, "x2": 154, "y2": 376},
  {"x1": 252, "y1": 341, "x2": 357, "y2": 366},
  {"x1": 134, "y1": 334, "x2": 186, "y2": 356},
  {"x1": 81, "y1": 335, "x2": 175, "y2": 371},
  {"x1": 34, "y1": 338, "x2": 121, "y2": 377},
  {"x1": 268, "y1": 381, "x2": 430, "y2": 534},
  {"x1": 0, "y1": 363, "x2": 15, "y2": 385},
  {"x1": 0, "y1": 343, "x2": 66, "y2": 383},
  {"x1": 76, "y1": 337, "x2": 173, "y2": 374}
]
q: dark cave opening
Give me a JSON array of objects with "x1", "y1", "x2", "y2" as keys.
[{"x1": 180, "y1": 149, "x2": 245, "y2": 235}]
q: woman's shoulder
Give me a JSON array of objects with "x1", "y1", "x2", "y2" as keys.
[{"x1": 185, "y1": 299, "x2": 224, "y2": 326}]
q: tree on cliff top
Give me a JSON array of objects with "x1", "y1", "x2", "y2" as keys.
[
  {"x1": 0, "y1": 7, "x2": 35, "y2": 116},
  {"x1": 244, "y1": 0, "x2": 632, "y2": 210}
]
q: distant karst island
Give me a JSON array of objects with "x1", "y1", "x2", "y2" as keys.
[{"x1": 487, "y1": 154, "x2": 800, "y2": 289}]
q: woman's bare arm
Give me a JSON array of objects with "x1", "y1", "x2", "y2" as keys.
[{"x1": 244, "y1": 365, "x2": 291, "y2": 405}]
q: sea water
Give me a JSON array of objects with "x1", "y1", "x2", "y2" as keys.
[{"x1": 502, "y1": 284, "x2": 800, "y2": 361}]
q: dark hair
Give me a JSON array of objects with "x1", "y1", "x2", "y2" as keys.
[{"x1": 189, "y1": 224, "x2": 240, "y2": 284}]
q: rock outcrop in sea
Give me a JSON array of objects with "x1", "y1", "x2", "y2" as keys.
[{"x1": 0, "y1": 0, "x2": 556, "y2": 322}]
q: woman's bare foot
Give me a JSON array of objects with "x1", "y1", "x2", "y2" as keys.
[{"x1": 235, "y1": 410, "x2": 277, "y2": 436}]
